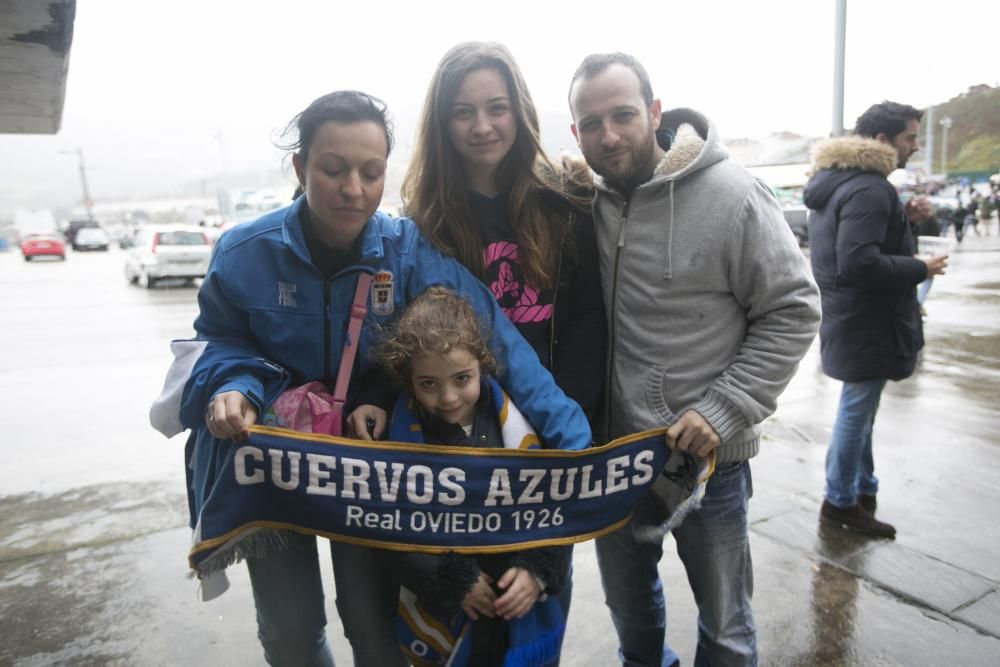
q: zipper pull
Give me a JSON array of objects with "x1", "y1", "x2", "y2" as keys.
[{"x1": 617, "y1": 199, "x2": 631, "y2": 248}]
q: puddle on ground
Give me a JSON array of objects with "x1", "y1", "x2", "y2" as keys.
[
  {"x1": 0, "y1": 480, "x2": 186, "y2": 562},
  {"x1": 923, "y1": 330, "x2": 1000, "y2": 374}
]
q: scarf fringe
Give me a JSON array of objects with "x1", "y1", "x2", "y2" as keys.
[
  {"x1": 190, "y1": 528, "x2": 296, "y2": 578},
  {"x1": 633, "y1": 489, "x2": 706, "y2": 544}
]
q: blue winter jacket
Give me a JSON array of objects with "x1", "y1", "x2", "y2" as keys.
[{"x1": 161, "y1": 197, "x2": 591, "y2": 529}]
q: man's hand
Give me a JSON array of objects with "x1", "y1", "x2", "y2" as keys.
[
  {"x1": 206, "y1": 390, "x2": 258, "y2": 441},
  {"x1": 345, "y1": 404, "x2": 387, "y2": 440},
  {"x1": 905, "y1": 195, "x2": 934, "y2": 222},
  {"x1": 665, "y1": 409, "x2": 720, "y2": 459},
  {"x1": 922, "y1": 254, "x2": 949, "y2": 277}
]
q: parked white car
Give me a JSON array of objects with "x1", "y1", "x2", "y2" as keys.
[{"x1": 124, "y1": 225, "x2": 212, "y2": 288}]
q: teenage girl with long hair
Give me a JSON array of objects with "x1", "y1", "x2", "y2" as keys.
[
  {"x1": 400, "y1": 41, "x2": 606, "y2": 662},
  {"x1": 401, "y1": 41, "x2": 605, "y2": 423}
]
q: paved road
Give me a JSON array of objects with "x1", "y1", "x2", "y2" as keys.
[{"x1": 2, "y1": 238, "x2": 999, "y2": 665}]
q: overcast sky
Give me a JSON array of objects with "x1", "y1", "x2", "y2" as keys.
[{"x1": 1, "y1": 0, "x2": 996, "y2": 211}]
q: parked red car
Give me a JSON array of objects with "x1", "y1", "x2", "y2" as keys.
[{"x1": 20, "y1": 234, "x2": 67, "y2": 261}]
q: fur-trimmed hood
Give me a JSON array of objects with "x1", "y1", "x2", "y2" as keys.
[
  {"x1": 804, "y1": 136, "x2": 898, "y2": 211},
  {"x1": 651, "y1": 108, "x2": 728, "y2": 182},
  {"x1": 811, "y1": 135, "x2": 898, "y2": 176}
]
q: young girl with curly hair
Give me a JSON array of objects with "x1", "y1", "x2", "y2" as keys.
[{"x1": 374, "y1": 286, "x2": 568, "y2": 666}]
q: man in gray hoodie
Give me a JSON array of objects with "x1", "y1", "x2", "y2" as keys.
[{"x1": 568, "y1": 53, "x2": 821, "y2": 666}]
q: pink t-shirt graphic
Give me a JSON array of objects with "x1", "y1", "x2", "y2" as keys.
[{"x1": 484, "y1": 241, "x2": 553, "y2": 324}]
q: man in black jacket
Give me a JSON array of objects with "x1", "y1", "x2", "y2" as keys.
[{"x1": 805, "y1": 101, "x2": 948, "y2": 538}]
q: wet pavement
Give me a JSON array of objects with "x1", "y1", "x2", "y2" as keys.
[{"x1": 2, "y1": 236, "x2": 999, "y2": 666}]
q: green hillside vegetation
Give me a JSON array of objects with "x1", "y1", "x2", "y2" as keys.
[{"x1": 928, "y1": 85, "x2": 1000, "y2": 174}]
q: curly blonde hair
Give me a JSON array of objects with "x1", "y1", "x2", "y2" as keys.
[{"x1": 374, "y1": 287, "x2": 499, "y2": 387}]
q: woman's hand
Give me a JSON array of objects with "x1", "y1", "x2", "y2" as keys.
[
  {"x1": 494, "y1": 567, "x2": 541, "y2": 620},
  {"x1": 346, "y1": 404, "x2": 387, "y2": 440},
  {"x1": 460, "y1": 572, "x2": 497, "y2": 620},
  {"x1": 206, "y1": 391, "x2": 258, "y2": 441}
]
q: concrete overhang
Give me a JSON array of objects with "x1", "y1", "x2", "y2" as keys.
[{"x1": 0, "y1": 0, "x2": 75, "y2": 134}]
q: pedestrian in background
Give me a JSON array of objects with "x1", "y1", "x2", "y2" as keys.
[
  {"x1": 568, "y1": 52, "x2": 821, "y2": 667},
  {"x1": 805, "y1": 101, "x2": 948, "y2": 539},
  {"x1": 956, "y1": 181, "x2": 981, "y2": 238}
]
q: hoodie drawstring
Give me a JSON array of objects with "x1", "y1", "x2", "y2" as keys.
[{"x1": 664, "y1": 180, "x2": 675, "y2": 280}]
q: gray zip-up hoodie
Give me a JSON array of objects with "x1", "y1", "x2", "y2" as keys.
[{"x1": 592, "y1": 108, "x2": 821, "y2": 462}]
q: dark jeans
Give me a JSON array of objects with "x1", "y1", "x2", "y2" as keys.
[
  {"x1": 246, "y1": 534, "x2": 407, "y2": 667},
  {"x1": 595, "y1": 461, "x2": 757, "y2": 667}
]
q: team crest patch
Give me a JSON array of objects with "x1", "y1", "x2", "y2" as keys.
[
  {"x1": 371, "y1": 271, "x2": 394, "y2": 316},
  {"x1": 277, "y1": 281, "x2": 297, "y2": 307}
]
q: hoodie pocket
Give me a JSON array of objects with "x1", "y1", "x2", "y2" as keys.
[{"x1": 645, "y1": 365, "x2": 677, "y2": 424}]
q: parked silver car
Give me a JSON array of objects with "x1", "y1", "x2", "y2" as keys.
[
  {"x1": 124, "y1": 225, "x2": 212, "y2": 288},
  {"x1": 782, "y1": 205, "x2": 809, "y2": 247},
  {"x1": 73, "y1": 226, "x2": 110, "y2": 251}
]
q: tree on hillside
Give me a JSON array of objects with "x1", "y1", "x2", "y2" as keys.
[{"x1": 930, "y1": 86, "x2": 1000, "y2": 173}]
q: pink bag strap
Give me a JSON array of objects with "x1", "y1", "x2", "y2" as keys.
[{"x1": 329, "y1": 272, "x2": 373, "y2": 436}]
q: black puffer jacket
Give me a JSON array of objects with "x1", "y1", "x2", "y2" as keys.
[
  {"x1": 541, "y1": 186, "x2": 606, "y2": 423},
  {"x1": 805, "y1": 136, "x2": 928, "y2": 382}
]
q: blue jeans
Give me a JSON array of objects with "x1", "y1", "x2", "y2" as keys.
[
  {"x1": 246, "y1": 533, "x2": 406, "y2": 667},
  {"x1": 330, "y1": 542, "x2": 408, "y2": 667},
  {"x1": 824, "y1": 379, "x2": 887, "y2": 508},
  {"x1": 595, "y1": 461, "x2": 756, "y2": 667}
]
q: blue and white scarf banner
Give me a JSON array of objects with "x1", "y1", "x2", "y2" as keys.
[{"x1": 189, "y1": 425, "x2": 714, "y2": 575}]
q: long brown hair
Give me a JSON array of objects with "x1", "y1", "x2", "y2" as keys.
[{"x1": 402, "y1": 41, "x2": 570, "y2": 289}]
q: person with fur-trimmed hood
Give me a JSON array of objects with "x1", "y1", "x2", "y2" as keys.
[
  {"x1": 805, "y1": 101, "x2": 949, "y2": 540},
  {"x1": 568, "y1": 53, "x2": 821, "y2": 667}
]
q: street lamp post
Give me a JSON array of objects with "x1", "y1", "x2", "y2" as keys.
[
  {"x1": 61, "y1": 147, "x2": 95, "y2": 221},
  {"x1": 939, "y1": 116, "x2": 953, "y2": 176},
  {"x1": 214, "y1": 130, "x2": 231, "y2": 221},
  {"x1": 832, "y1": 0, "x2": 847, "y2": 136},
  {"x1": 925, "y1": 105, "x2": 934, "y2": 176}
]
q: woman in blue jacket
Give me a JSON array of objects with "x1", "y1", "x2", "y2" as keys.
[{"x1": 157, "y1": 91, "x2": 590, "y2": 667}]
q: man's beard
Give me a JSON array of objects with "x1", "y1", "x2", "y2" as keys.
[
  {"x1": 596, "y1": 140, "x2": 657, "y2": 194},
  {"x1": 898, "y1": 148, "x2": 915, "y2": 169}
]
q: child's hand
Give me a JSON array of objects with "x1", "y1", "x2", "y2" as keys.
[
  {"x1": 494, "y1": 567, "x2": 541, "y2": 620},
  {"x1": 346, "y1": 404, "x2": 387, "y2": 440},
  {"x1": 461, "y1": 572, "x2": 496, "y2": 620}
]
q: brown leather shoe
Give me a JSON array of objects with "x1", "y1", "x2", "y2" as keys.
[
  {"x1": 820, "y1": 500, "x2": 895, "y2": 538},
  {"x1": 858, "y1": 493, "x2": 877, "y2": 514}
]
